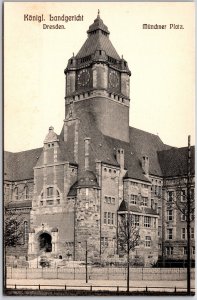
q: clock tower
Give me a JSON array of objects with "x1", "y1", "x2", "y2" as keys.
[{"x1": 64, "y1": 11, "x2": 131, "y2": 142}]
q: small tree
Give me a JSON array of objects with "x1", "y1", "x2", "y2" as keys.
[
  {"x1": 118, "y1": 213, "x2": 140, "y2": 292},
  {"x1": 4, "y1": 210, "x2": 23, "y2": 248}
]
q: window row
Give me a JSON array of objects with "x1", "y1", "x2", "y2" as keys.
[
  {"x1": 167, "y1": 189, "x2": 195, "y2": 203},
  {"x1": 13, "y1": 186, "x2": 30, "y2": 200},
  {"x1": 122, "y1": 215, "x2": 156, "y2": 228},
  {"x1": 103, "y1": 167, "x2": 117, "y2": 174},
  {"x1": 104, "y1": 212, "x2": 115, "y2": 225},
  {"x1": 166, "y1": 246, "x2": 195, "y2": 256},
  {"x1": 65, "y1": 241, "x2": 74, "y2": 247},
  {"x1": 151, "y1": 185, "x2": 162, "y2": 196},
  {"x1": 167, "y1": 209, "x2": 195, "y2": 222},
  {"x1": 129, "y1": 195, "x2": 148, "y2": 206},
  {"x1": 104, "y1": 196, "x2": 115, "y2": 204}
]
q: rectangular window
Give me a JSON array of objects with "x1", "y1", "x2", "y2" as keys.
[
  {"x1": 104, "y1": 212, "x2": 107, "y2": 224},
  {"x1": 168, "y1": 191, "x2": 174, "y2": 202},
  {"x1": 24, "y1": 186, "x2": 29, "y2": 200},
  {"x1": 158, "y1": 226, "x2": 162, "y2": 237},
  {"x1": 142, "y1": 197, "x2": 148, "y2": 206},
  {"x1": 101, "y1": 237, "x2": 108, "y2": 247},
  {"x1": 14, "y1": 187, "x2": 18, "y2": 200},
  {"x1": 166, "y1": 246, "x2": 173, "y2": 256},
  {"x1": 130, "y1": 194, "x2": 137, "y2": 205},
  {"x1": 167, "y1": 228, "x2": 173, "y2": 240},
  {"x1": 181, "y1": 228, "x2": 186, "y2": 239},
  {"x1": 191, "y1": 228, "x2": 194, "y2": 239},
  {"x1": 108, "y1": 212, "x2": 111, "y2": 224},
  {"x1": 158, "y1": 207, "x2": 161, "y2": 216},
  {"x1": 144, "y1": 216, "x2": 151, "y2": 228},
  {"x1": 158, "y1": 186, "x2": 162, "y2": 196},
  {"x1": 155, "y1": 185, "x2": 158, "y2": 195},
  {"x1": 181, "y1": 210, "x2": 187, "y2": 221},
  {"x1": 47, "y1": 187, "x2": 53, "y2": 198},
  {"x1": 111, "y1": 197, "x2": 115, "y2": 204},
  {"x1": 181, "y1": 190, "x2": 187, "y2": 202},
  {"x1": 111, "y1": 213, "x2": 114, "y2": 225},
  {"x1": 151, "y1": 199, "x2": 154, "y2": 208},
  {"x1": 132, "y1": 215, "x2": 140, "y2": 227},
  {"x1": 46, "y1": 200, "x2": 53, "y2": 205},
  {"x1": 192, "y1": 246, "x2": 195, "y2": 255},
  {"x1": 167, "y1": 210, "x2": 173, "y2": 221},
  {"x1": 145, "y1": 236, "x2": 151, "y2": 247},
  {"x1": 104, "y1": 196, "x2": 115, "y2": 204},
  {"x1": 183, "y1": 247, "x2": 187, "y2": 255}
]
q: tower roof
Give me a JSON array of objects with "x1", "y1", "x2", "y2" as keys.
[
  {"x1": 87, "y1": 10, "x2": 110, "y2": 35},
  {"x1": 75, "y1": 13, "x2": 120, "y2": 60}
]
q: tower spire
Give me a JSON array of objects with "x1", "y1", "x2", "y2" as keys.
[{"x1": 97, "y1": 9, "x2": 100, "y2": 18}]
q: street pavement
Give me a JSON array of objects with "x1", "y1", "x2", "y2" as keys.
[{"x1": 6, "y1": 278, "x2": 195, "y2": 293}]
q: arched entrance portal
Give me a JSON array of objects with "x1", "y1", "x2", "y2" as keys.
[{"x1": 39, "y1": 232, "x2": 52, "y2": 252}]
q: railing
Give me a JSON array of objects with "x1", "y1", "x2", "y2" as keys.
[{"x1": 6, "y1": 283, "x2": 195, "y2": 293}]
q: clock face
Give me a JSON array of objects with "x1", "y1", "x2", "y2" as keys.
[
  {"x1": 77, "y1": 69, "x2": 90, "y2": 87},
  {"x1": 109, "y1": 70, "x2": 120, "y2": 88}
]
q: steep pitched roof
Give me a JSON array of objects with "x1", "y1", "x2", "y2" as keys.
[
  {"x1": 129, "y1": 127, "x2": 172, "y2": 177},
  {"x1": 158, "y1": 146, "x2": 195, "y2": 177},
  {"x1": 4, "y1": 148, "x2": 43, "y2": 181},
  {"x1": 76, "y1": 15, "x2": 120, "y2": 60}
]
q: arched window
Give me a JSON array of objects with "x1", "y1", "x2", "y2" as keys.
[
  {"x1": 24, "y1": 221, "x2": 28, "y2": 244},
  {"x1": 41, "y1": 187, "x2": 61, "y2": 206}
]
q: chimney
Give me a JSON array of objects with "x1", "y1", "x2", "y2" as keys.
[
  {"x1": 84, "y1": 137, "x2": 91, "y2": 171},
  {"x1": 142, "y1": 156, "x2": 149, "y2": 175},
  {"x1": 116, "y1": 148, "x2": 124, "y2": 170}
]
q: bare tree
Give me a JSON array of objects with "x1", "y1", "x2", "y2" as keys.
[
  {"x1": 118, "y1": 212, "x2": 140, "y2": 292},
  {"x1": 162, "y1": 136, "x2": 194, "y2": 295}
]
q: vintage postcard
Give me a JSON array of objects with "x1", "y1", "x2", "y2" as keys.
[{"x1": 4, "y1": 2, "x2": 195, "y2": 296}]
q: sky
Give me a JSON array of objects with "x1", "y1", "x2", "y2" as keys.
[{"x1": 4, "y1": 2, "x2": 195, "y2": 152}]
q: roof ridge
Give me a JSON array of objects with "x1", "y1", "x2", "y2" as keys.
[{"x1": 4, "y1": 147, "x2": 43, "y2": 154}]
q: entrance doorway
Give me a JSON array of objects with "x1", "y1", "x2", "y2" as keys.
[{"x1": 39, "y1": 232, "x2": 52, "y2": 252}]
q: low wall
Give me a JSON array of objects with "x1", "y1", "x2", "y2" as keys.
[{"x1": 6, "y1": 267, "x2": 195, "y2": 281}]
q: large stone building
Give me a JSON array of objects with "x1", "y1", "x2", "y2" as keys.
[{"x1": 4, "y1": 13, "x2": 195, "y2": 267}]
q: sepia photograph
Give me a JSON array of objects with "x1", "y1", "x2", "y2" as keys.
[{"x1": 3, "y1": 2, "x2": 195, "y2": 296}]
